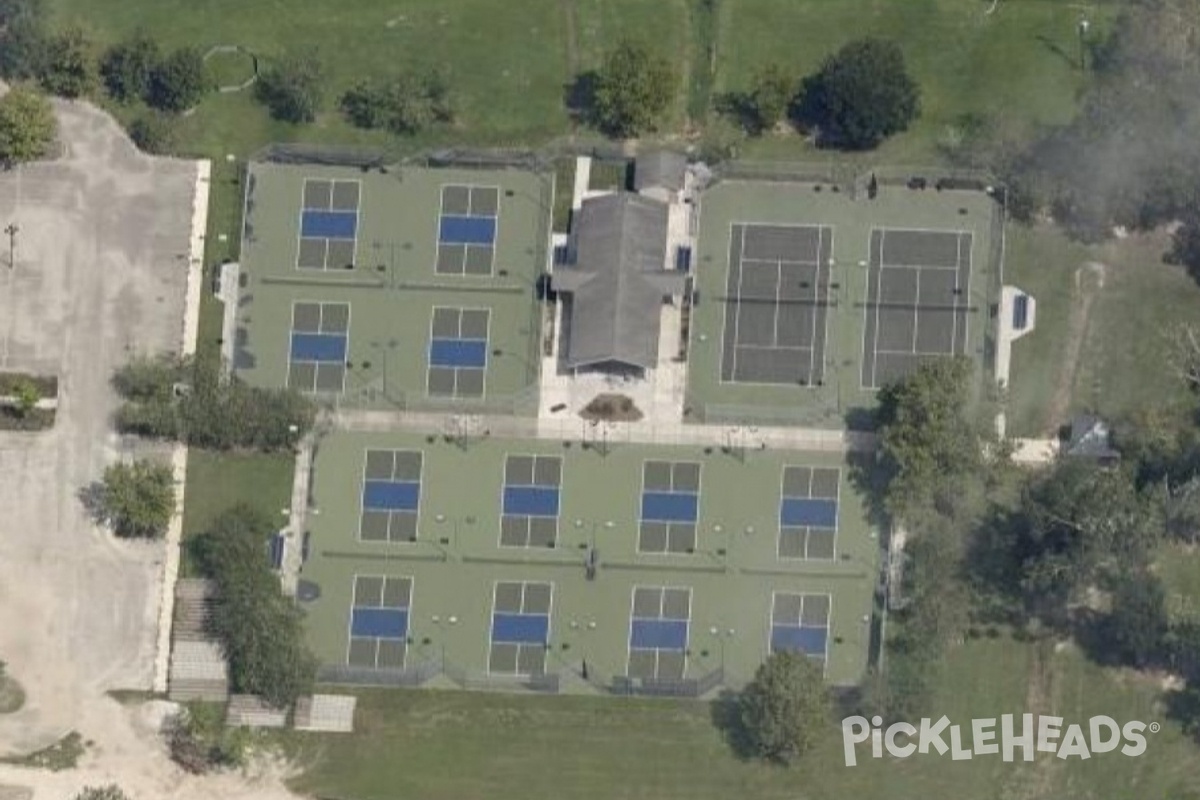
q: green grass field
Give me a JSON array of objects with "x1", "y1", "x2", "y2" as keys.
[
  {"x1": 284, "y1": 634, "x2": 1200, "y2": 800},
  {"x1": 1004, "y1": 227, "x2": 1200, "y2": 436},
  {"x1": 180, "y1": 449, "x2": 294, "y2": 575},
  {"x1": 52, "y1": 0, "x2": 1106, "y2": 164}
]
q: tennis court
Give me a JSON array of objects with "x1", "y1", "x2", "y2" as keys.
[
  {"x1": 720, "y1": 223, "x2": 833, "y2": 386},
  {"x1": 860, "y1": 227, "x2": 974, "y2": 389}
]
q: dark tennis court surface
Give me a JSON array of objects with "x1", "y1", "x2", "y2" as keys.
[
  {"x1": 860, "y1": 228, "x2": 973, "y2": 389},
  {"x1": 720, "y1": 223, "x2": 832, "y2": 386}
]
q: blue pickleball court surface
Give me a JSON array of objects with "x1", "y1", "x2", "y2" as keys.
[
  {"x1": 302, "y1": 210, "x2": 358, "y2": 239},
  {"x1": 640, "y1": 492, "x2": 699, "y2": 523},
  {"x1": 779, "y1": 498, "x2": 838, "y2": 528},
  {"x1": 502, "y1": 486, "x2": 560, "y2": 517},
  {"x1": 362, "y1": 480, "x2": 420, "y2": 512},
  {"x1": 428, "y1": 338, "x2": 488, "y2": 368},
  {"x1": 290, "y1": 332, "x2": 348, "y2": 363},
  {"x1": 770, "y1": 625, "x2": 828, "y2": 655},
  {"x1": 630, "y1": 619, "x2": 689, "y2": 650},
  {"x1": 351, "y1": 607, "x2": 408, "y2": 639},
  {"x1": 491, "y1": 613, "x2": 550, "y2": 645},
  {"x1": 439, "y1": 215, "x2": 496, "y2": 245}
]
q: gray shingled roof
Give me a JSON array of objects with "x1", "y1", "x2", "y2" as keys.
[
  {"x1": 553, "y1": 193, "x2": 685, "y2": 370},
  {"x1": 634, "y1": 151, "x2": 687, "y2": 193},
  {"x1": 1066, "y1": 414, "x2": 1119, "y2": 460}
]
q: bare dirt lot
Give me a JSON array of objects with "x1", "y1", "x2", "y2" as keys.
[{"x1": 0, "y1": 99, "x2": 307, "y2": 800}]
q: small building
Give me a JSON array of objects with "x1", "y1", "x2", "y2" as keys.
[
  {"x1": 1064, "y1": 414, "x2": 1119, "y2": 463},
  {"x1": 633, "y1": 150, "x2": 687, "y2": 203},
  {"x1": 552, "y1": 193, "x2": 686, "y2": 374}
]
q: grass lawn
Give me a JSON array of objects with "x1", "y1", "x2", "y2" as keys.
[
  {"x1": 179, "y1": 449, "x2": 294, "y2": 574},
  {"x1": 1157, "y1": 542, "x2": 1200, "y2": 622},
  {"x1": 725, "y1": 0, "x2": 1108, "y2": 164},
  {"x1": 284, "y1": 634, "x2": 1200, "y2": 800},
  {"x1": 1006, "y1": 226, "x2": 1200, "y2": 436}
]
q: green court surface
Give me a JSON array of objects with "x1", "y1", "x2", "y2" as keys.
[
  {"x1": 686, "y1": 177, "x2": 1000, "y2": 428},
  {"x1": 235, "y1": 161, "x2": 551, "y2": 414},
  {"x1": 298, "y1": 430, "x2": 879, "y2": 693}
]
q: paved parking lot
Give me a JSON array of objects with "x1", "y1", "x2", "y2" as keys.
[{"x1": 0, "y1": 99, "x2": 199, "y2": 753}]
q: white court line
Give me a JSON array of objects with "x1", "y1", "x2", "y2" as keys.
[
  {"x1": 731, "y1": 226, "x2": 748, "y2": 380},
  {"x1": 875, "y1": 348, "x2": 959, "y2": 357},
  {"x1": 871, "y1": 229, "x2": 886, "y2": 389},
  {"x1": 806, "y1": 227, "x2": 822, "y2": 383}
]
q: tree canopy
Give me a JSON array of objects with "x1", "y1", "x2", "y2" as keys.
[
  {"x1": 876, "y1": 357, "x2": 987, "y2": 520},
  {"x1": 100, "y1": 31, "x2": 160, "y2": 102},
  {"x1": 799, "y1": 38, "x2": 920, "y2": 150},
  {"x1": 40, "y1": 26, "x2": 92, "y2": 98},
  {"x1": 590, "y1": 40, "x2": 676, "y2": 138},
  {"x1": 0, "y1": 0, "x2": 47, "y2": 80},
  {"x1": 194, "y1": 505, "x2": 316, "y2": 708},
  {"x1": 112, "y1": 353, "x2": 315, "y2": 451},
  {"x1": 0, "y1": 85, "x2": 56, "y2": 165},
  {"x1": 255, "y1": 49, "x2": 324, "y2": 124},
  {"x1": 96, "y1": 459, "x2": 176, "y2": 539},
  {"x1": 147, "y1": 47, "x2": 210, "y2": 112},
  {"x1": 738, "y1": 651, "x2": 830, "y2": 763},
  {"x1": 746, "y1": 63, "x2": 796, "y2": 133},
  {"x1": 340, "y1": 71, "x2": 454, "y2": 135}
]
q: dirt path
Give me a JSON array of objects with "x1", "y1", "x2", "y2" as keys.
[
  {"x1": 559, "y1": 0, "x2": 580, "y2": 78},
  {"x1": 1045, "y1": 262, "x2": 1107, "y2": 432},
  {"x1": 999, "y1": 638, "x2": 1058, "y2": 800}
]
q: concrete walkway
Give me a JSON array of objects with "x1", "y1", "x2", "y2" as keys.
[
  {"x1": 152, "y1": 158, "x2": 210, "y2": 694},
  {"x1": 333, "y1": 408, "x2": 876, "y2": 453}
]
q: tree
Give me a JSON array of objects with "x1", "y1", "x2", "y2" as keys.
[
  {"x1": 255, "y1": 49, "x2": 324, "y2": 123},
  {"x1": 590, "y1": 40, "x2": 676, "y2": 137},
  {"x1": 147, "y1": 47, "x2": 210, "y2": 112},
  {"x1": 876, "y1": 358, "x2": 987, "y2": 520},
  {"x1": 1106, "y1": 570, "x2": 1169, "y2": 668},
  {"x1": 10, "y1": 378, "x2": 39, "y2": 417},
  {"x1": 194, "y1": 505, "x2": 316, "y2": 708},
  {"x1": 738, "y1": 651, "x2": 830, "y2": 763},
  {"x1": 100, "y1": 31, "x2": 160, "y2": 102},
  {"x1": 73, "y1": 786, "x2": 130, "y2": 800},
  {"x1": 340, "y1": 71, "x2": 455, "y2": 135},
  {"x1": 747, "y1": 63, "x2": 796, "y2": 133},
  {"x1": 0, "y1": 85, "x2": 56, "y2": 165},
  {"x1": 97, "y1": 459, "x2": 175, "y2": 539},
  {"x1": 1012, "y1": 460, "x2": 1158, "y2": 616},
  {"x1": 799, "y1": 38, "x2": 920, "y2": 150},
  {"x1": 0, "y1": 0, "x2": 47, "y2": 80},
  {"x1": 127, "y1": 112, "x2": 177, "y2": 155},
  {"x1": 111, "y1": 353, "x2": 313, "y2": 450},
  {"x1": 40, "y1": 26, "x2": 92, "y2": 98}
]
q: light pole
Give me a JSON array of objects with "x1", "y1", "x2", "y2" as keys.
[
  {"x1": 4, "y1": 223, "x2": 17, "y2": 269},
  {"x1": 567, "y1": 618, "x2": 599, "y2": 681}
]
